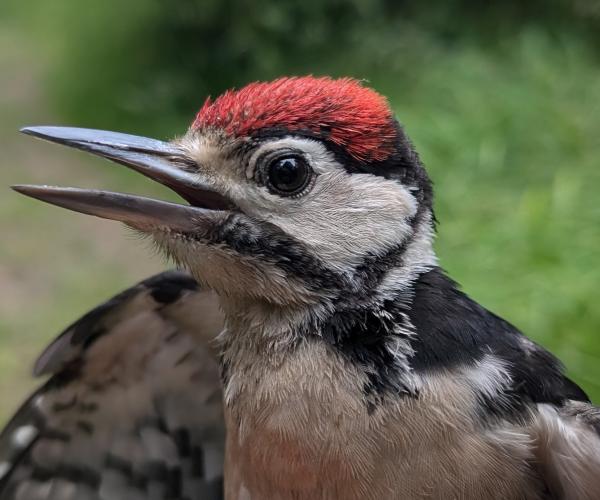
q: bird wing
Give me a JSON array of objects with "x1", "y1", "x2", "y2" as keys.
[
  {"x1": 532, "y1": 400, "x2": 600, "y2": 500},
  {"x1": 0, "y1": 271, "x2": 225, "y2": 500}
]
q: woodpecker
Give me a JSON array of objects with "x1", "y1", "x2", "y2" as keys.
[{"x1": 1, "y1": 76, "x2": 599, "y2": 500}]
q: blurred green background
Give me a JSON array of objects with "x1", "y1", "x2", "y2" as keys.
[{"x1": 1, "y1": 0, "x2": 599, "y2": 424}]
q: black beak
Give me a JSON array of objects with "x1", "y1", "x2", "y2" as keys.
[{"x1": 12, "y1": 126, "x2": 234, "y2": 231}]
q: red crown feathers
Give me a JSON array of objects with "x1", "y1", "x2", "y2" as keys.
[{"x1": 192, "y1": 76, "x2": 397, "y2": 163}]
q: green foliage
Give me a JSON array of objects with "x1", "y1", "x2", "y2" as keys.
[
  {"x1": 0, "y1": 0, "x2": 599, "y2": 422},
  {"x1": 9, "y1": 0, "x2": 600, "y2": 135}
]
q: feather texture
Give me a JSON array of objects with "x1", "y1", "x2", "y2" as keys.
[{"x1": 0, "y1": 271, "x2": 225, "y2": 500}]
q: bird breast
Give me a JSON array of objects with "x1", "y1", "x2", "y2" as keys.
[{"x1": 220, "y1": 340, "x2": 546, "y2": 500}]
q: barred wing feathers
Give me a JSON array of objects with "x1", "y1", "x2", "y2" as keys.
[{"x1": 0, "y1": 271, "x2": 225, "y2": 500}]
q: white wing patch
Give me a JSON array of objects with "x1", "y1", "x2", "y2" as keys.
[
  {"x1": 461, "y1": 354, "x2": 513, "y2": 401},
  {"x1": 10, "y1": 427, "x2": 38, "y2": 452}
]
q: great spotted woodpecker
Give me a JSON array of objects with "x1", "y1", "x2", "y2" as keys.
[{"x1": 2, "y1": 76, "x2": 599, "y2": 499}]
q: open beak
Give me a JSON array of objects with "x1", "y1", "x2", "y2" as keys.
[{"x1": 12, "y1": 126, "x2": 234, "y2": 231}]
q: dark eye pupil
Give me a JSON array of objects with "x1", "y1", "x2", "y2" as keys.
[{"x1": 268, "y1": 156, "x2": 309, "y2": 193}]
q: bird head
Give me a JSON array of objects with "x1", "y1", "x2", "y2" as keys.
[{"x1": 14, "y1": 77, "x2": 436, "y2": 312}]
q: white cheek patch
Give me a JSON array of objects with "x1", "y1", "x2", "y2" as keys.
[
  {"x1": 170, "y1": 134, "x2": 429, "y2": 300},
  {"x1": 269, "y1": 171, "x2": 418, "y2": 272},
  {"x1": 244, "y1": 137, "x2": 420, "y2": 272}
]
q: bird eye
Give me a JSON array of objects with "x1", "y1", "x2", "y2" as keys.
[{"x1": 266, "y1": 155, "x2": 312, "y2": 196}]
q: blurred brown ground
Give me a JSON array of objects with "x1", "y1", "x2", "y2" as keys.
[{"x1": 0, "y1": 26, "x2": 165, "y2": 423}]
